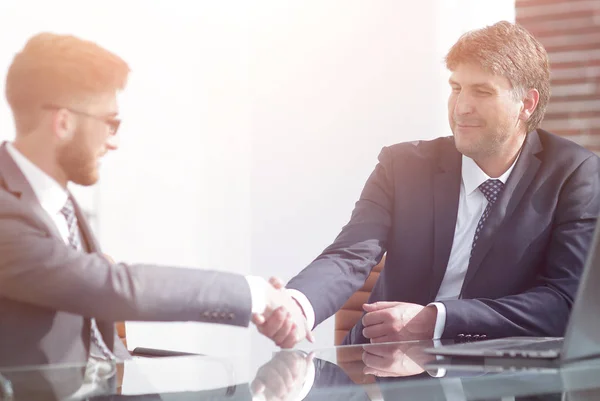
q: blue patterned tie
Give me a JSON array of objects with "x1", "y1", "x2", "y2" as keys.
[
  {"x1": 61, "y1": 199, "x2": 116, "y2": 362},
  {"x1": 471, "y1": 179, "x2": 505, "y2": 255}
]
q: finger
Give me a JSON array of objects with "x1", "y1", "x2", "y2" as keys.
[
  {"x1": 362, "y1": 301, "x2": 400, "y2": 312},
  {"x1": 362, "y1": 343, "x2": 396, "y2": 358},
  {"x1": 250, "y1": 379, "x2": 266, "y2": 394},
  {"x1": 265, "y1": 370, "x2": 291, "y2": 399},
  {"x1": 363, "y1": 368, "x2": 379, "y2": 376},
  {"x1": 271, "y1": 359, "x2": 295, "y2": 390},
  {"x1": 267, "y1": 374, "x2": 287, "y2": 398},
  {"x1": 362, "y1": 309, "x2": 390, "y2": 327},
  {"x1": 286, "y1": 354, "x2": 305, "y2": 380},
  {"x1": 258, "y1": 307, "x2": 287, "y2": 339},
  {"x1": 278, "y1": 327, "x2": 299, "y2": 349},
  {"x1": 361, "y1": 350, "x2": 385, "y2": 368},
  {"x1": 361, "y1": 351, "x2": 395, "y2": 376},
  {"x1": 259, "y1": 364, "x2": 288, "y2": 395},
  {"x1": 252, "y1": 313, "x2": 266, "y2": 325},
  {"x1": 269, "y1": 276, "x2": 286, "y2": 289},
  {"x1": 363, "y1": 368, "x2": 395, "y2": 377},
  {"x1": 362, "y1": 322, "x2": 389, "y2": 339},
  {"x1": 370, "y1": 334, "x2": 392, "y2": 344},
  {"x1": 305, "y1": 323, "x2": 316, "y2": 343},
  {"x1": 302, "y1": 352, "x2": 316, "y2": 369},
  {"x1": 272, "y1": 314, "x2": 295, "y2": 346}
]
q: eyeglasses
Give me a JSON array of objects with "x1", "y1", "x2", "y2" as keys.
[{"x1": 42, "y1": 104, "x2": 121, "y2": 135}]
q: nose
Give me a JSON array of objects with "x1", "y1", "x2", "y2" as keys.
[
  {"x1": 454, "y1": 92, "x2": 475, "y2": 116},
  {"x1": 106, "y1": 134, "x2": 119, "y2": 151}
]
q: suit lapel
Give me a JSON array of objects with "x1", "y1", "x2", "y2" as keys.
[
  {"x1": 429, "y1": 140, "x2": 462, "y2": 300},
  {"x1": 0, "y1": 142, "x2": 63, "y2": 241},
  {"x1": 461, "y1": 130, "x2": 543, "y2": 292}
]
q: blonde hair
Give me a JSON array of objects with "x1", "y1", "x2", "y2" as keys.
[
  {"x1": 445, "y1": 21, "x2": 551, "y2": 133},
  {"x1": 5, "y1": 32, "x2": 130, "y2": 131}
]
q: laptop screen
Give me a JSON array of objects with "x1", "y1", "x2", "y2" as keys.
[{"x1": 562, "y1": 216, "x2": 600, "y2": 363}]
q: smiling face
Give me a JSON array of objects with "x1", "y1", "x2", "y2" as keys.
[{"x1": 448, "y1": 62, "x2": 525, "y2": 162}]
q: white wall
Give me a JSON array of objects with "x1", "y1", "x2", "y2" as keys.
[{"x1": 0, "y1": 0, "x2": 514, "y2": 374}]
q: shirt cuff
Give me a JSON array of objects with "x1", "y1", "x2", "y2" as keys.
[
  {"x1": 286, "y1": 289, "x2": 316, "y2": 330},
  {"x1": 428, "y1": 302, "x2": 447, "y2": 340},
  {"x1": 295, "y1": 357, "x2": 316, "y2": 401},
  {"x1": 245, "y1": 276, "x2": 268, "y2": 314},
  {"x1": 426, "y1": 339, "x2": 447, "y2": 378}
]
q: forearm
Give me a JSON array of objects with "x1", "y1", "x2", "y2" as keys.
[
  {"x1": 441, "y1": 286, "x2": 572, "y2": 339},
  {"x1": 287, "y1": 238, "x2": 385, "y2": 327},
  {"x1": 0, "y1": 233, "x2": 252, "y2": 325}
]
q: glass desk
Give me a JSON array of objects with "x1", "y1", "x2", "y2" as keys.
[{"x1": 1, "y1": 340, "x2": 599, "y2": 400}]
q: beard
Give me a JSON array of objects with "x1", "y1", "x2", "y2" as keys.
[
  {"x1": 451, "y1": 121, "x2": 511, "y2": 160},
  {"x1": 57, "y1": 131, "x2": 100, "y2": 186}
]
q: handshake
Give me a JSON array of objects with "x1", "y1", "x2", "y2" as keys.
[{"x1": 252, "y1": 277, "x2": 315, "y2": 349}]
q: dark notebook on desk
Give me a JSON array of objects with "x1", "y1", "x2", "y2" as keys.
[{"x1": 425, "y1": 216, "x2": 600, "y2": 365}]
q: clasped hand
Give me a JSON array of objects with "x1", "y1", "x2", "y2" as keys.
[
  {"x1": 251, "y1": 351, "x2": 315, "y2": 401},
  {"x1": 252, "y1": 278, "x2": 315, "y2": 349}
]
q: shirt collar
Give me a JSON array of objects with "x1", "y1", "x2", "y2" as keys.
[
  {"x1": 5, "y1": 142, "x2": 69, "y2": 216},
  {"x1": 461, "y1": 152, "x2": 520, "y2": 196}
]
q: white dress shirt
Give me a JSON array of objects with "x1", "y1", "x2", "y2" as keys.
[
  {"x1": 5, "y1": 143, "x2": 267, "y2": 315},
  {"x1": 289, "y1": 153, "x2": 520, "y2": 338}
]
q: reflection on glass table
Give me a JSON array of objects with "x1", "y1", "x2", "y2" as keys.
[{"x1": 2, "y1": 340, "x2": 600, "y2": 401}]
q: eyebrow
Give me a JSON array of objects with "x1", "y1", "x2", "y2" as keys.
[{"x1": 448, "y1": 79, "x2": 496, "y2": 92}]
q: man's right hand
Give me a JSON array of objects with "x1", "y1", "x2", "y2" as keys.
[{"x1": 252, "y1": 277, "x2": 315, "y2": 348}]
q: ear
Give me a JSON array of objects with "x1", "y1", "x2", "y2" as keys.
[
  {"x1": 519, "y1": 88, "x2": 540, "y2": 123},
  {"x1": 51, "y1": 108, "x2": 75, "y2": 141}
]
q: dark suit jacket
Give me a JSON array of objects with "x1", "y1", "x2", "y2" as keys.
[
  {"x1": 287, "y1": 129, "x2": 600, "y2": 344},
  {"x1": 0, "y1": 143, "x2": 253, "y2": 367}
]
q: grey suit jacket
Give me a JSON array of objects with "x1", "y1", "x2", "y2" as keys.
[
  {"x1": 288, "y1": 130, "x2": 600, "y2": 344},
  {"x1": 0, "y1": 143, "x2": 252, "y2": 367}
]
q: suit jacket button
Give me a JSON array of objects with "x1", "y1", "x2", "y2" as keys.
[
  {"x1": 203, "y1": 311, "x2": 210, "y2": 318},
  {"x1": 212, "y1": 312, "x2": 220, "y2": 319},
  {"x1": 220, "y1": 312, "x2": 227, "y2": 318},
  {"x1": 228, "y1": 313, "x2": 235, "y2": 320}
]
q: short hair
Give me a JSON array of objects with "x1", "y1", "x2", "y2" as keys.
[
  {"x1": 5, "y1": 32, "x2": 130, "y2": 131},
  {"x1": 445, "y1": 21, "x2": 551, "y2": 133}
]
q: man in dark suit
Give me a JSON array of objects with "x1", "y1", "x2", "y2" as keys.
[
  {"x1": 0, "y1": 32, "x2": 310, "y2": 368},
  {"x1": 255, "y1": 20, "x2": 600, "y2": 347}
]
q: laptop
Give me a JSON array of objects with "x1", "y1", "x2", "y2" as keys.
[{"x1": 424, "y1": 215, "x2": 600, "y2": 366}]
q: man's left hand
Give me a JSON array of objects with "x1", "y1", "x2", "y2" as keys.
[
  {"x1": 361, "y1": 341, "x2": 435, "y2": 377},
  {"x1": 361, "y1": 302, "x2": 437, "y2": 343}
]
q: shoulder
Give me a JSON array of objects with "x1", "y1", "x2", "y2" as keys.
[
  {"x1": 536, "y1": 129, "x2": 599, "y2": 169},
  {"x1": 0, "y1": 188, "x2": 46, "y2": 236},
  {"x1": 380, "y1": 136, "x2": 457, "y2": 165}
]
